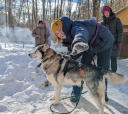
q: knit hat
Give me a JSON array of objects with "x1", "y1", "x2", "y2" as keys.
[
  {"x1": 51, "y1": 20, "x2": 63, "y2": 36},
  {"x1": 38, "y1": 20, "x2": 43, "y2": 24},
  {"x1": 102, "y1": 6, "x2": 110, "y2": 15}
]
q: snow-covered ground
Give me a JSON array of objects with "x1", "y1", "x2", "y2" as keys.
[{"x1": 0, "y1": 43, "x2": 128, "y2": 114}]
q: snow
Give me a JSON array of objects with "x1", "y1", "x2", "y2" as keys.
[{"x1": 0, "y1": 43, "x2": 128, "y2": 114}]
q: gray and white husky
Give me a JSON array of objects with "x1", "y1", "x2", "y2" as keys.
[{"x1": 29, "y1": 44, "x2": 126, "y2": 114}]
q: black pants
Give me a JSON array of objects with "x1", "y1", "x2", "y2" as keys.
[{"x1": 111, "y1": 57, "x2": 117, "y2": 72}]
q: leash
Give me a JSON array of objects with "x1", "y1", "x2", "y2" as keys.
[{"x1": 50, "y1": 68, "x2": 87, "y2": 114}]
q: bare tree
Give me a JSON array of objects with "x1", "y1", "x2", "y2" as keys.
[
  {"x1": 96, "y1": 0, "x2": 101, "y2": 22},
  {"x1": 68, "y1": 0, "x2": 72, "y2": 19},
  {"x1": 87, "y1": 0, "x2": 90, "y2": 19},
  {"x1": 27, "y1": 0, "x2": 30, "y2": 28},
  {"x1": 35, "y1": 0, "x2": 38, "y2": 26},
  {"x1": 8, "y1": 0, "x2": 14, "y2": 28},
  {"x1": 42, "y1": 0, "x2": 45, "y2": 21},
  {"x1": 59, "y1": 0, "x2": 63, "y2": 18},
  {"x1": 93, "y1": 0, "x2": 97, "y2": 17},
  {"x1": 5, "y1": 0, "x2": 7, "y2": 26},
  {"x1": 56, "y1": 0, "x2": 59, "y2": 19},
  {"x1": 54, "y1": 0, "x2": 56, "y2": 19}
]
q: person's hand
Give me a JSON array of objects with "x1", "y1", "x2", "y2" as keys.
[
  {"x1": 71, "y1": 42, "x2": 89, "y2": 55},
  {"x1": 118, "y1": 43, "x2": 122, "y2": 49},
  {"x1": 36, "y1": 35, "x2": 39, "y2": 37},
  {"x1": 39, "y1": 36, "x2": 42, "y2": 38}
]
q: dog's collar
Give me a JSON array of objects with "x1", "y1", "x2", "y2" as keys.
[
  {"x1": 45, "y1": 57, "x2": 61, "y2": 71},
  {"x1": 41, "y1": 55, "x2": 54, "y2": 63},
  {"x1": 42, "y1": 58, "x2": 50, "y2": 63}
]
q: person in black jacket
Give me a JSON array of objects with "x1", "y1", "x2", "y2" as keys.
[
  {"x1": 51, "y1": 17, "x2": 114, "y2": 103},
  {"x1": 101, "y1": 6, "x2": 123, "y2": 72}
]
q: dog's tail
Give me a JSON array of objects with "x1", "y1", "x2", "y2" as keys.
[{"x1": 104, "y1": 71, "x2": 127, "y2": 84}]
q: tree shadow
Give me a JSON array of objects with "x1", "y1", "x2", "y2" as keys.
[
  {"x1": 50, "y1": 96, "x2": 109, "y2": 114},
  {"x1": 50, "y1": 102, "x2": 72, "y2": 114},
  {"x1": 105, "y1": 98, "x2": 128, "y2": 114}
]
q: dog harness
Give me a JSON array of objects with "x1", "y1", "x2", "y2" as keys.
[
  {"x1": 62, "y1": 58, "x2": 85, "y2": 77},
  {"x1": 79, "y1": 68, "x2": 85, "y2": 78}
]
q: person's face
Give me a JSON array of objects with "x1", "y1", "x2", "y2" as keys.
[
  {"x1": 55, "y1": 27, "x2": 66, "y2": 39},
  {"x1": 39, "y1": 23, "x2": 43, "y2": 27},
  {"x1": 104, "y1": 11, "x2": 110, "y2": 18}
]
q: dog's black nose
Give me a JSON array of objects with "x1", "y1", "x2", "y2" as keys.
[{"x1": 28, "y1": 54, "x2": 30, "y2": 56}]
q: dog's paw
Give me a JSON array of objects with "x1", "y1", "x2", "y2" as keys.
[
  {"x1": 52, "y1": 100, "x2": 59, "y2": 105},
  {"x1": 49, "y1": 96, "x2": 55, "y2": 101}
]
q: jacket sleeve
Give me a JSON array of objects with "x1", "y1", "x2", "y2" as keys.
[
  {"x1": 32, "y1": 28, "x2": 37, "y2": 38},
  {"x1": 46, "y1": 27, "x2": 52, "y2": 46},
  {"x1": 116, "y1": 18, "x2": 123, "y2": 43},
  {"x1": 71, "y1": 24, "x2": 89, "y2": 50}
]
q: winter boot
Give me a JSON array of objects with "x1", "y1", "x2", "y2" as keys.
[
  {"x1": 70, "y1": 86, "x2": 82, "y2": 103},
  {"x1": 105, "y1": 79, "x2": 109, "y2": 102},
  {"x1": 105, "y1": 92, "x2": 109, "y2": 102}
]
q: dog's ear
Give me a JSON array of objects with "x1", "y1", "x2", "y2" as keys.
[{"x1": 42, "y1": 44, "x2": 50, "y2": 52}]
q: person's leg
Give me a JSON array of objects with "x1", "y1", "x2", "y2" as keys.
[
  {"x1": 111, "y1": 57, "x2": 117, "y2": 72},
  {"x1": 97, "y1": 48, "x2": 112, "y2": 70},
  {"x1": 81, "y1": 50, "x2": 95, "y2": 65},
  {"x1": 97, "y1": 47, "x2": 112, "y2": 102},
  {"x1": 71, "y1": 50, "x2": 94, "y2": 102}
]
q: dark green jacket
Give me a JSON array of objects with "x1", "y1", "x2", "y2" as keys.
[{"x1": 101, "y1": 13, "x2": 123, "y2": 57}]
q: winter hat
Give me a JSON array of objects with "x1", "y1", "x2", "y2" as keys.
[
  {"x1": 38, "y1": 20, "x2": 43, "y2": 24},
  {"x1": 102, "y1": 6, "x2": 110, "y2": 15},
  {"x1": 51, "y1": 20, "x2": 63, "y2": 36}
]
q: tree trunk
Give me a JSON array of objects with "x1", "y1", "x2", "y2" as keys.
[
  {"x1": 59, "y1": 0, "x2": 63, "y2": 18},
  {"x1": 5, "y1": 0, "x2": 7, "y2": 26},
  {"x1": 27, "y1": 0, "x2": 30, "y2": 28},
  {"x1": 49, "y1": 0, "x2": 52, "y2": 20},
  {"x1": 32, "y1": 0, "x2": 36, "y2": 27},
  {"x1": 54, "y1": 0, "x2": 56, "y2": 19},
  {"x1": 8, "y1": 0, "x2": 13, "y2": 28},
  {"x1": 68, "y1": 0, "x2": 72, "y2": 19},
  {"x1": 87, "y1": 0, "x2": 90, "y2": 19},
  {"x1": 93, "y1": 0, "x2": 97, "y2": 17},
  {"x1": 42, "y1": 0, "x2": 45, "y2": 21},
  {"x1": 96, "y1": 0, "x2": 101, "y2": 22},
  {"x1": 36, "y1": 0, "x2": 38, "y2": 27}
]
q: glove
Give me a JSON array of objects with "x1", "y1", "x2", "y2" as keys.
[
  {"x1": 118, "y1": 43, "x2": 122, "y2": 49},
  {"x1": 63, "y1": 42, "x2": 89, "y2": 60},
  {"x1": 71, "y1": 42, "x2": 89, "y2": 55}
]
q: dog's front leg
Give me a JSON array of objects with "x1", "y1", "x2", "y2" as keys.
[{"x1": 51, "y1": 86, "x2": 62, "y2": 105}]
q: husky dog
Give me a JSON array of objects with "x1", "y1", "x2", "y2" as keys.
[{"x1": 29, "y1": 44, "x2": 126, "y2": 114}]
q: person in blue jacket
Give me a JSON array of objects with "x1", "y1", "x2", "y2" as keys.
[{"x1": 51, "y1": 17, "x2": 114, "y2": 102}]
